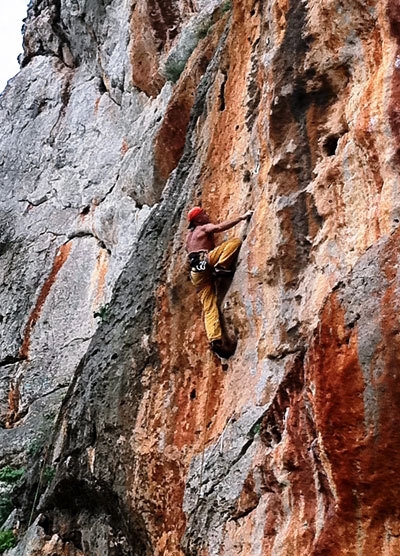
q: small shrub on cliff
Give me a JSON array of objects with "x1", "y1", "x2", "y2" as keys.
[
  {"x1": 162, "y1": 14, "x2": 213, "y2": 83},
  {"x1": 163, "y1": 59, "x2": 186, "y2": 84},
  {"x1": 196, "y1": 19, "x2": 213, "y2": 40},
  {"x1": 0, "y1": 529, "x2": 16, "y2": 552},
  {"x1": 0, "y1": 467, "x2": 25, "y2": 484},
  {"x1": 43, "y1": 466, "x2": 56, "y2": 484},
  {"x1": 94, "y1": 303, "x2": 110, "y2": 322},
  {"x1": 26, "y1": 439, "x2": 43, "y2": 457},
  {"x1": 249, "y1": 422, "x2": 261, "y2": 437},
  {"x1": 222, "y1": 0, "x2": 232, "y2": 12}
]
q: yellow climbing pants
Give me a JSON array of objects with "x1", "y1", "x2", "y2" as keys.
[{"x1": 190, "y1": 238, "x2": 241, "y2": 342}]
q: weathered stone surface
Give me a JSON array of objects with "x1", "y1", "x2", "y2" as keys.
[
  {"x1": 2, "y1": 0, "x2": 400, "y2": 554},
  {"x1": 5, "y1": 515, "x2": 84, "y2": 556}
]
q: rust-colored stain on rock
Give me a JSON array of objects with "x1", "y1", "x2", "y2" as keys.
[
  {"x1": 153, "y1": 15, "x2": 227, "y2": 184},
  {"x1": 19, "y1": 242, "x2": 72, "y2": 360},
  {"x1": 307, "y1": 294, "x2": 367, "y2": 553},
  {"x1": 120, "y1": 138, "x2": 129, "y2": 157},
  {"x1": 5, "y1": 378, "x2": 21, "y2": 428},
  {"x1": 94, "y1": 96, "x2": 101, "y2": 116},
  {"x1": 92, "y1": 248, "x2": 109, "y2": 309},
  {"x1": 305, "y1": 258, "x2": 400, "y2": 554},
  {"x1": 129, "y1": 0, "x2": 179, "y2": 97}
]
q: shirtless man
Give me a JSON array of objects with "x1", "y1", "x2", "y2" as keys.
[{"x1": 185, "y1": 206, "x2": 253, "y2": 357}]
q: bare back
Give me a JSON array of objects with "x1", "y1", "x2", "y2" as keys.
[{"x1": 186, "y1": 226, "x2": 215, "y2": 253}]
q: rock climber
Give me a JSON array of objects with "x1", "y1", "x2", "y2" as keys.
[{"x1": 186, "y1": 206, "x2": 253, "y2": 358}]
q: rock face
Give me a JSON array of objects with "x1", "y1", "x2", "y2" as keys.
[{"x1": 1, "y1": 0, "x2": 400, "y2": 554}]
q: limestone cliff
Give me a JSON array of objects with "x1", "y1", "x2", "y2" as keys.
[{"x1": 1, "y1": 0, "x2": 400, "y2": 554}]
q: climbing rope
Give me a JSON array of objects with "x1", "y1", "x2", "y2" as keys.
[
  {"x1": 196, "y1": 349, "x2": 213, "y2": 504},
  {"x1": 27, "y1": 446, "x2": 50, "y2": 528}
]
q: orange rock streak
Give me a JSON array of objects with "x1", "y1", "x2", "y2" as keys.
[
  {"x1": 19, "y1": 242, "x2": 72, "y2": 360},
  {"x1": 5, "y1": 378, "x2": 21, "y2": 428},
  {"x1": 306, "y1": 252, "x2": 400, "y2": 554},
  {"x1": 92, "y1": 249, "x2": 109, "y2": 309}
]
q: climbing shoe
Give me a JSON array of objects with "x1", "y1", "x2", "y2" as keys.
[
  {"x1": 209, "y1": 339, "x2": 234, "y2": 359},
  {"x1": 212, "y1": 266, "x2": 233, "y2": 277}
]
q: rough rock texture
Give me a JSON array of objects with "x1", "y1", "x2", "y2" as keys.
[{"x1": 1, "y1": 0, "x2": 400, "y2": 554}]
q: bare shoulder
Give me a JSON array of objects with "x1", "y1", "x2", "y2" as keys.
[{"x1": 201, "y1": 223, "x2": 217, "y2": 234}]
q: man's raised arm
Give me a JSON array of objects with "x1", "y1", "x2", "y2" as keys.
[{"x1": 203, "y1": 210, "x2": 253, "y2": 234}]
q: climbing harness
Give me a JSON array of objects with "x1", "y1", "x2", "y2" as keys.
[{"x1": 188, "y1": 251, "x2": 209, "y2": 273}]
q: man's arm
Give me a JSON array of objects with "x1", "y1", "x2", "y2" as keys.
[{"x1": 202, "y1": 210, "x2": 253, "y2": 234}]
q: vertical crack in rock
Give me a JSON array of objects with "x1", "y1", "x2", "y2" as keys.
[
  {"x1": 269, "y1": 0, "x2": 311, "y2": 185},
  {"x1": 219, "y1": 69, "x2": 227, "y2": 111},
  {"x1": 245, "y1": 37, "x2": 260, "y2": 130}
]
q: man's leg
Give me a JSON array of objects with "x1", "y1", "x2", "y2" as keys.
[
  {"x1": 208, "y1": 238, "x2": 241, "y2": 272},
  {"x1": 198, "y1": 283, "x2": 222, "y2": 342},
  {"x1": 197, "y1": 283, "x2": 233, "y2": 357},
  {"x1": 190, "y1": 259, "x2": 238, "y2": 358},
  {"x1": 190, "y1": 270, "x2": 222, "y2": 341}
]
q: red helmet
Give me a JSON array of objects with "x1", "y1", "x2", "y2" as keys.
[{"x1": 187, "y1": 206, "x2": 204, "y2": 222}]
